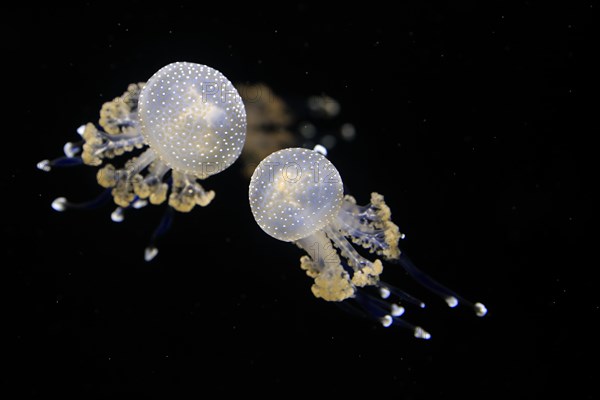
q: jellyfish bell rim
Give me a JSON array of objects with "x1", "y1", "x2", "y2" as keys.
[
  {"x1": 248, "y1": 147, "x2": 344, "y2": 242},
  {"x1": 138, "y1": 61, "x2": 247, "y2": 179}
]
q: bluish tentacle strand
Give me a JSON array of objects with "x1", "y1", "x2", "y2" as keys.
[
  {"x1": 37, "y1": 139, "x2": 85, "y2": 171},
  {"x1": 392, "y1": 253, "x2": 488, "y2": 317},
  {"x1": 110, "y1": 197, "x2": 148, "y2": 223},
  {"x1": 144, "y1": 206, "x2": 175, "y2": 262},
  {"x1": 37, "y1": 156, "x2": 84, "y2": 171},
  {"x1": 344, "y1": 290, "x2": 429, "y2": 339},
  {"x1": 377, "y1": 282, "x2": 427, "y2": 309},
  {"x1": 51, "y1": 189, "x2": 112, "y2": 212}
]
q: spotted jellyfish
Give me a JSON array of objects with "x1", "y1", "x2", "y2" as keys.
[
  {"x1": 38, "y1": 62, "x2": 246, "y2": 260},
  {"x1": 249, "y1": 147, "x2": 487, "y2": 339}
]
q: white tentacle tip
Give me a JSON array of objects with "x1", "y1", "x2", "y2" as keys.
[
  {"x1": 63, "y1": 142, "x2": 78, "y2": 158},
  {"x1": 391, "y1": 304, "x2": 405, "y2": 317},
  {"x1": 144, "y1": 247, "x2": 158, "y2": 262},
  {"x1": 111, "y1": 208, "x2": 124, "y2": 223},
  {"x1": 313, "y1": 144, "x2": 328, "y2": 156},
  {"x1": 414, "y1": 326, "x2": 431, "y2": 340},
  {"x1": 380, "y1": 315, "x2": 393, "y2": 328},
  {"x1": 37, "y1": 160, "x2": 51, "y2": 172},
  {"x1": 76, "y1": 125, "x2": 86, "y2": 136},
  {"x1": 51, "y1": 197, "x2": 67, "y2": 212},
  {"x1": 379, "y1": 287, "x2": 391, "y2": 299},
  {"x1": 132, "y1": 199, "x2": 148, "y2": 209},
  {"x1": 474, "y1": 302, "x2": 488, "y2": 317},
  {"x1": 445, "y1": 296, "x2": 459, "y2": 308}
]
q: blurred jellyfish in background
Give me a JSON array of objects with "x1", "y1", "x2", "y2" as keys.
[
  {"x1": 235, "y1": 83, "x2": 356, "y2": 179},
  {"x1": 38, "y1": 62, "x2": 246, "y2": 261},
  {"x1": 235, "y1": 84, "x2": 296, "y2": 179},
  {"x1": 249, "y1": 147, "x2": 487, "y2": 339}
]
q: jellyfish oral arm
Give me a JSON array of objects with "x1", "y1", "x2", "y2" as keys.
[
  {"x1": 336, "y1": 193, "x2": 403, "y2": 260},
  {"x1": 323, "y1": 225, "x2": 383, "y2": 288},
  {"x1": 82, "y1": 126, "x2": 146, "y2": 165},
  {"x1": 168, "y1": 170, "x2": 215, "y2": 211},
  {"x1": 296, "y1": 231, "x2": 354, "y2": 302}
]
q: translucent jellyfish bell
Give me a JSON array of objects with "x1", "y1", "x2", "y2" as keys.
[
  {"x1": 249, "y1": 147, "x2": 487, "y2": 338},
  {"x1": 139, "y1": 63, "x2": 246, "y2": 178},
  {"x1": 249, "y1": 148, "x2": 343, "y2": 242}
]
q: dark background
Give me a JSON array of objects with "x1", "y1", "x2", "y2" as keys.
[{"x1": 4, "y1": 2, "x2": 594, "y2": 398}]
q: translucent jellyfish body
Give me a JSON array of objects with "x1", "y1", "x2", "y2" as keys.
[
  {"x1": 38, "y1": 62, "x2": 246, "y2": 259},
  {"x1": 249, "y1": 148, "x2": 486, "y2": 338}
]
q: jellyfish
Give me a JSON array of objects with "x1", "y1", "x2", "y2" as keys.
[
  {"x1": 249, "y1": 147, "x2": 487, "y2": 338},
  {"x1": 38, "y1": 62, "x2": 246, "y2": 260}
]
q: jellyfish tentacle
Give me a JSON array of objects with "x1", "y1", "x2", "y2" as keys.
[
  {"x1": 37, "y1": 136, "x2": 85, "y2": 172},
  {"x1": 98, "y1": 82, "x2": 144, "y2": 134},
  {"x1": 349, "y1": 289, "x2": 429, "y2": 339},
  {"x1": 132, "y1": 159, "x2": 170, "y2": 205},
  {"x1": 96, "y1": 148, "x2": 157, "y2": 208},
  {"x1": 81, "y1": 123, "x2": 145, "y2": 166},
  {"x1": 144, "y1": 206, "x2": 175, "y2": 262},
  {"x1": 50, "y1": 189, "x2": 113, "y2": 212},
  {"x1": 37, "y1": 156, "x2": 83, "y2": 172},
  {"x1": 324, "y1": 225, "x2": 383, "y2": 288},
  {"x1": 337, "y1": 193, "x2": 403, "y2": 260},
  {"x1": 377, "y1": 282, "x2": 427, "y2": 309},
  {"x1": 168, "y1": 171, "x2": 215, "y2": 212},
  {"x1": 391, "y1": 253, "x2": 487, "y2": 317}
]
